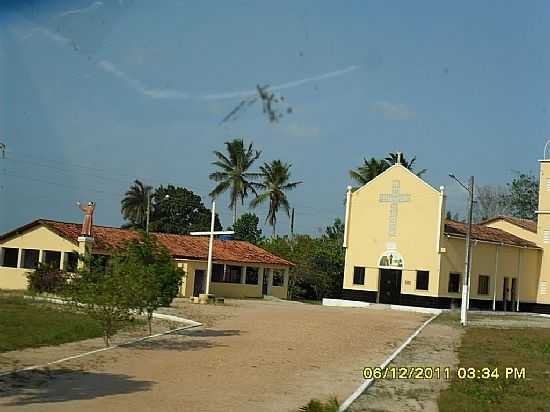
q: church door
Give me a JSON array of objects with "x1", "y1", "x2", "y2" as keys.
[
  {"x1": 193, "y1": 270, "x2": 206, "y2": 297},
  {"x1": 379, "y1": 269, "x2": 402, "y2": 304}
]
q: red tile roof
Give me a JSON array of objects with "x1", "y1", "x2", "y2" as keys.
[
  {"x1": 480, "y1": 215, "x2": 538, "y2": 233},
  {"x1": 0, "y1": 220, "x2": 293, "y2": 267},
  {"x1": 444, "y1": 219, "x2": 539, "y2": 248}
]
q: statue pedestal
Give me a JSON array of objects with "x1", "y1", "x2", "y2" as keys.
[{"x1": 198, "y1": 293, "x2": 215, "y2": 304}]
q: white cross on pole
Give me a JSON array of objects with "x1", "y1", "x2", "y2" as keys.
[{"x1": 189, "y1": 200, "x2": 234, "y2": 295}]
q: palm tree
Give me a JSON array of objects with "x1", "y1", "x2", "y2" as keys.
[
  {"x1": 349, "y1": 157, "x2": 390, "y2": 189},
  {"x1": 121, "y1": 180, "x2": 152, "y2": 229},
  {"x1": 385, "y1": 152, "x2": 427, "y2": 177},
  {"x1": 209, "y1": 139, "x2": 261, "y2": 224},
  {"x1": 250, "y1": 160, "x2": 302, "y2": 238}
]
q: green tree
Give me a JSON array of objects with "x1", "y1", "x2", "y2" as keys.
[
  {"x1": 231, "y1": 212, "x2": 262, "y2": 244},
  {"x1": 27, "y1": 262, "x2": 69, "y2": 294},
  {"x1": 251, "y1": 160, "x2": 302, "y2": 238},
  {"x1": 506, "y1": 172, "x2": 539, "y2": 220},
  {"x1": 209, "y1": 139, "x2": 261, "y2": 224},
  {"x1": 149, "y1": 185, "x2": 222, "y2": 234},
  {"x1": 261, "y1": 218, "x2": 344, "y2": 301},
  {"x1": 121, "y1": 179, "x2": 152, "y2": 230},
  {"x1": 126, "y1": 234, "x2": 184, "y2": 335},
  {"x1": 349, "y1": 157, "x2": 389, "y2": 188},
  {"x1": 64, "y1": 253, "x2": 134, "y2": 347},
  {"x1": 385, "y1": 152, "x2": 427, "y2": 177},
  {"x1": 349, "y1": 152, "x2": 427, "y2": 190}
]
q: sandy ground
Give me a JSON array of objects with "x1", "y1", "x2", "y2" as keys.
[{"x1": 0, "y1": 299, "x2": 427, "y2": 412}]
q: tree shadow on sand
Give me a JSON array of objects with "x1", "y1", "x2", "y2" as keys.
[
  {"x1": 0, "y1": 368, "x2": 155, "y2": 406},
  {"x1": 126, "y1": 329, "x2": 242, "y2": 351}
]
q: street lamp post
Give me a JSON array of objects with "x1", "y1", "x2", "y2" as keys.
[{"x1": 449, "y1": 173, "x2": 475, "y2": 326}]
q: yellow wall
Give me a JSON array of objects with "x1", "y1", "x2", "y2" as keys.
[
  {"x1": 537, "y1": 160, "x2": 550, "y2": 304},
  {"x1": 0, "y1": 226, "x2": 78, "y2": 289},
  {"x1": 343, "y1": 165, "x2": 445, "y2": 298},
  {"x1": 440, "y1": 236, "x2": 541, "y2": 304},
  {"x1": 484, "y1": 220, "x2": 539, "y2": 244},
  {"x1": 177, "y1": 259, "x2": 289, "y2": 299}
]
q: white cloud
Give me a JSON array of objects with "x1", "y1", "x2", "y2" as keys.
[
  {"x1": 97, "y1": 60, "x2": 191, "y2": 99},
  {"x1": 371, "y1": 101, "x2": 415, "y2": 121},
  {"x1": 59, "y1": 2, "x2": 104, "y2": 18}
]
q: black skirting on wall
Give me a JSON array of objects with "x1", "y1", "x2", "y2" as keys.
[{"x1": 341, "y1": 289, "x2": 550, "y2": 314}]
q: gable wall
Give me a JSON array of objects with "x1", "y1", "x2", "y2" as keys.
[{"x1": 343, "y1": 166, "x2": 444, "y2": 298}]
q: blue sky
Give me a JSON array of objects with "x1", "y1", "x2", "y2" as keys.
[{"x1": 1, "y1": 0, "x2": 549, "y2": 235}]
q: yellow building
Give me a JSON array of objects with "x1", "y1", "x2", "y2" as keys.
[
  {"x1": 342, "y1": 158, "x2": 550, "y2": 313},
  {"x1": 0, "y1": 220, "x2": 292, "y2": 299}
]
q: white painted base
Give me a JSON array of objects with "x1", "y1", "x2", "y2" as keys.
[
  {"x1": 322, "y1": 298, "x2": 443, "y2": 314},
  {"x1": 322, "y1": 298, "x2": 371, "y2": 308}
]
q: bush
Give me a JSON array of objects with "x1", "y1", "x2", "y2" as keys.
[
  {"x1": 27, "y1": 262, "x2": 69, "y2": 294},
  {"x1": 299, "y1": 397, "x2": 339, "y2": 412}
]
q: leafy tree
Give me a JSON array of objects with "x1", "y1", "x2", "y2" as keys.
[
  {"x1": 506, "y1": 172, "x2": 539, "y2": 220},
  {"x1": 349, "y1": 157, "x2": 389, "y2": 189},
  {"x1": 385, "y1": 152, "x2": 427, "y2": 177},
  {"x1": 27, "y1": 262, "x2": 69, "y2": 294},
  {"x1": 261, "y1": 218, "x2": 344, "y2": 301},
  {"x1": 251, "y1": 160, "x2": 302, "y2": 238},
  {"x1": 64, "y1": 253, "x2": 134, "y2": 347},
  {"x1": 126, "y1": 234, "x2": 184, "y2": 335},
  {"x1": 149, "y1": 185, "x2": 222, "y2": 234},
  {"x1": 230, "y1": 212, "x2": 262, "y2": 244},
  {"x1": 349, "y1": 152, "x2": 426, "y2": 190},
  {"x1": 121, "y1": 179, "x2": 152, "y2": 229},
  {"x1": 209, "y1": 139, "x2": 261, "y2": 224}
]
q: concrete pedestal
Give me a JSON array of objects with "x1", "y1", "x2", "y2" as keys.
[{"x1": 199, "y1": 293, "x2": 215, "y2": 304}]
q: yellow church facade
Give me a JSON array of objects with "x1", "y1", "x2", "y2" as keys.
[{"x1": 342, "y1": 159, "x2": 550, "y2": 313}]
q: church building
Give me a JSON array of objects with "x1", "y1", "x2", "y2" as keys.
[{"x1": 342, "y1": 157, "x2": 550, "y2": 313}]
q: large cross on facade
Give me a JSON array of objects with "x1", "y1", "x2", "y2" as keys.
[
  {"x1": 190, "y1": 200, "x2": 234, "y2": 295},
  {"x1": 379, "y1": 180, "x2": 411, "y2": 237}
]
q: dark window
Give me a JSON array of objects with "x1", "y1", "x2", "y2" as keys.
[
  {"x1": 225, "y1": 265, "x2": 242, "y2": 283},
  {"x1": 478, "y1": 275, "x2": 489, "y2": 295},
  {"x1": 22, "y1": 249, "x2": 39, "y2": 269},
  {"x1": 272, "y1": 270, "x2": 284, "y2": 287},
  {"x1": 44, "y1": 250, "x2": 61, "y2": 268},
  {"x1": 211, "y1": 264, "x2": 224, "y2": 282},
  {"x1": 448, "y1": 273, "x2": 461, "y2": 293},
  {"x1": 416, "y1": 271, "x2": 429, "y2": 290},
  {"x1": 353, "y1": 267, "x2": 365, "y2": 285},
  {"x1": 2, "y1": 248, "x2": 19, "y2": 268},
  {"x1": 67, "y1": 252, "x2": 79, "y2": 272},
  {"x1": 245, "y1": 267, "x2": 259, "y2": 284}
]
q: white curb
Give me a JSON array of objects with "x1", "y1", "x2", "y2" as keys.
[{"x1": 337, "y1": 313, "x2": 440, "y2": 412}]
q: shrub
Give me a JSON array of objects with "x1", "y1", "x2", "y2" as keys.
[
  {"x1": 27, "y1": 262, "x2": 69, "y2": 294},
  {"x1": 299, "y1": 397, "x2": 339, "y2": 412}
]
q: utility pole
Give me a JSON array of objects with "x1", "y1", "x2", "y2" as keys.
[
  {"x1": 449, "y1": 173, "x2": 475, "y2": 327},
  {"x1": 462, "y1": 176, "x2": 475, "y2": 326}
]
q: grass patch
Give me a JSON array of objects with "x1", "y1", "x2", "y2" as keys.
[
  {"x1": 438, "y1": 318, "x2": 550, "y2": 412},
  {"x1": 0, "y1": 294, "x2": 134, "y2": 352}
]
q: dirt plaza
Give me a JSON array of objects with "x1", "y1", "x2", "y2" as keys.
[{"x1": 0, "y1": 299, "x2": 427, "y2": 412}]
